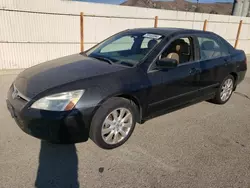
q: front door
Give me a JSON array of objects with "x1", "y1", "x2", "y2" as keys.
[{"x1": 146, "y1": 36, "x2": 201, "y2": 117}]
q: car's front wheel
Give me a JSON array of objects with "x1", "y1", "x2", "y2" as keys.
[
  {"x1": 212, "y1": 75, "x2": 235, "y2": 104},
  {"x1": 89, "y1": 97, "x2": 137, "y2": 149}
]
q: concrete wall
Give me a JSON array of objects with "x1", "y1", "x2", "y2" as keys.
[{"x1": 0, "y1": 0, "x2": 250, "y2": 69}]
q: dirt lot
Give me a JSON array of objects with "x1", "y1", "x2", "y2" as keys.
[{"x1": 0, "y1": 65, "x2": 250, "y2": 188}]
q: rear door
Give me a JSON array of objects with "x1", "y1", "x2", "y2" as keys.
[{"x1": 196, "y1": 35, "x2": 232, "y2": 95}]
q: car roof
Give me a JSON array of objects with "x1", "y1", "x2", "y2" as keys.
[{"x1": 126, "y1": 27, "x2": 213, "y2": 36}]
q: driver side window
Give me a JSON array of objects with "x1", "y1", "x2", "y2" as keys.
[{"x1": 160, "y1": 37, "x2": 193, "y2": 65}]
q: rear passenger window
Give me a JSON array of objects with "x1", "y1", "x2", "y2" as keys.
[{"x1": 198, "y1": 37, "x2": 229, "y2": 60}]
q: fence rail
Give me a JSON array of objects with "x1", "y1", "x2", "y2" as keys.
[{"x1": 1, "y1": 8, "x2": 250, "y2": 24}]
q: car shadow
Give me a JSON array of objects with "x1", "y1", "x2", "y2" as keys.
[{"x1": 35, "y1": 141, "x2": 79, "y2": 188}]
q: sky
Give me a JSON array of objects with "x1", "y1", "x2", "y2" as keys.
[{"x1": 75, "y1": 0, "x2": 234, "y2": 4}]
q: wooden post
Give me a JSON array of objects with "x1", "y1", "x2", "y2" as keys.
[
  {"x1": 154, "y1": 16, "x2": 158, "y2": 28},
  {"x1": 80, "y1": 12, "x2": 84, "y2": 52},
  {"x1": 234, "y1": 20, "x2": 243, "y2": 48},
  {"x1": 203, "y1": 19, "x2": 207, "y2": 31}
]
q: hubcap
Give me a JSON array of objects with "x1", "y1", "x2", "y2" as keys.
[
  {"x1": 220, "y1": 78, "x2": 233, "y2": 102},
  {"x1": 101, "y1": 108, "x2": 133, "y2": 145}
]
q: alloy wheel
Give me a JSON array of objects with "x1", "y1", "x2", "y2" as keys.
[
  {"x1": 220, "y1": 78, "x2": 233, "y2": 102},
  {"x1": 101, "y1": 108, "x2": 133, "y2": 145}
]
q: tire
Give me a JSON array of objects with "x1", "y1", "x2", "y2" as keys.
[
  {"x1": 211, "y1": 75, "x2": 235, "y2": 104},
  {"x1": 89, "y1": 97, "x2": 138, "y2": 149}
]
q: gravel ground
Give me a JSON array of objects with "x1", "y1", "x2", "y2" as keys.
[{"x1": 0, "y1": 65, "x2": 250, "y2": 188}]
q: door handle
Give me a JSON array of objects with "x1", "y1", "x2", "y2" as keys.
[
  {"x1": 224, "y1": 58, "x2": 230, "y2": 66},
  {"x1": 189, "y1": 68, "x2": 201, "y2": 75},
  {"x1": 189, "y1": 68, "x2": 196, "y2": 75}
]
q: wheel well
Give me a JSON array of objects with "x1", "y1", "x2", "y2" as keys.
[
  {"x1": 230, "y1": 72, "x2": 237, "y2": 82},
  {"x1": 116, "y1": 94, "x2": 142, "y2": 123},
  {"x1": 230, "y1": 72, "x2": 238, "y2": 90}
]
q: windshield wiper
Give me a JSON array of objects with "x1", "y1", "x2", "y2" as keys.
[{"x1": 92, "y1": 56, "x2": 113, "y2": 64}]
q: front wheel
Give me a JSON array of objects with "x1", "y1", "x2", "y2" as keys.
[
  {"x1": 89, "y1": 97, "x2": 137, "y2": 149},
  {"x1": 211, "y1": 75, "x2": 235, "y2": 104}
]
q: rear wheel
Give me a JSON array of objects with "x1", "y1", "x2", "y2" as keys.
[
  {"x1": 211, "y1": 75, "x2": 234, "y2": 104},
  {"x1": 89, "y1": 97, "x2": 137, "y2": 149}
]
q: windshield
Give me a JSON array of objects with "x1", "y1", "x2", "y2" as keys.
[{"x1": 85, "y1": 32, "x2": 164, "y2": 66}]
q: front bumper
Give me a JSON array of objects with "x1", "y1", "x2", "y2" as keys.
[{"x1": 6, "y1": 87, "x2": 94, "y2": 143}]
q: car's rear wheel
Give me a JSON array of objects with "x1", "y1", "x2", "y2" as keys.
[
  {"x1": 89, "y1": 97, "x2": 137, "y2": 149},
  {"x1": 212, "y1": 75, "x2": 235, "y2": 104}
]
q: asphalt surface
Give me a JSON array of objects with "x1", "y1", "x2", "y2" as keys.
[{"x1": 1, "y1": 66, "x2": 250, "y2": 188}]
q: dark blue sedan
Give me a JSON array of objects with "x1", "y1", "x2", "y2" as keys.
[{"x1": 6, "y1": 28, "x2": 247, "y2": 149}]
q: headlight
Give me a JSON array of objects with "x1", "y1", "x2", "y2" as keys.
[{"x1": 31, "y1": 90, "x2": 84, "y2": 111}]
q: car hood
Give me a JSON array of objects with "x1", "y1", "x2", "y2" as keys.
[{"x1": 14, "y1": 54, "x2": 126, "y2": 98}]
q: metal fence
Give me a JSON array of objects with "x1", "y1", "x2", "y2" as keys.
[{"x1": 0, "y1": 2, "x2": 250, "y2": 69}]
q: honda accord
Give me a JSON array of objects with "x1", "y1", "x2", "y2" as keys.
[{"x1": 6, "y1": 28, "x2": 247, "y2": 149}]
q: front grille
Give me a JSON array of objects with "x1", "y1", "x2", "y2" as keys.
[
  {"x1": 7, "y1": 85, "x2": 30, "y2": 116},
  {"x1": 12, "y1": 84, "x2": 30, "y2": 102}
]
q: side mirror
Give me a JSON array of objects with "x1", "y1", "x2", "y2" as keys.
[{"x1": 156, "y1": 58, "x2": 178, "y2": 69}]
